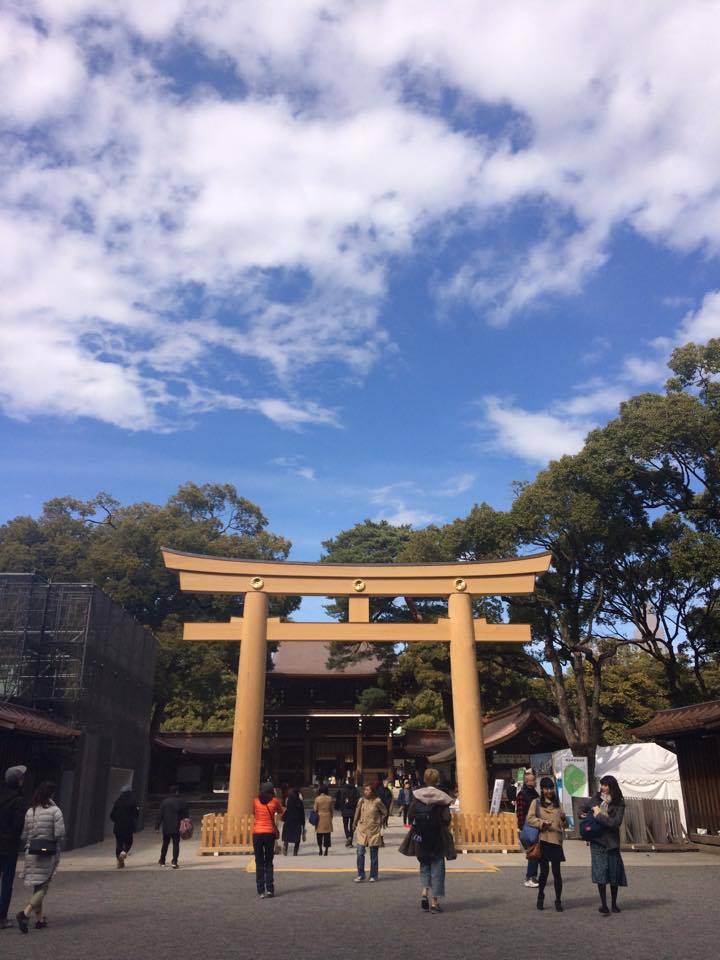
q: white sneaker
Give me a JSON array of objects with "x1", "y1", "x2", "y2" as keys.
[
  {"x1": 368, "y1": 877, "x2": 377, "y2": 883},
  {"x1": 524, "y1": 878, "x2": 539, "y2": 888},
  {"x1": 353, "y1": 877, "x2": 364, "y2": 883},
  {"x1": 119, "y1": 851, "x2": 127, "y2": 861}
]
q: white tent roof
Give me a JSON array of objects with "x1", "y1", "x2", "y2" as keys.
[{"x1": 552, "y1": 742, "x2": 686, "y2": 826}]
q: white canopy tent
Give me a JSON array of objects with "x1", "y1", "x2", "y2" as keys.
[{"x1": 552, "y1": 743, "x2": 687, "y2": 828}]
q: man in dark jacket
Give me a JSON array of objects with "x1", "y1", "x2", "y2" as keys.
[
  {"x1": 335, "y1": 778, "x2": 359, "y2": 847},
  {"x1": 155, "y1": 785, "x2": 189, "y2": 869},
  {"x1": 515, "y1": 769, "x2": 540, "y2": 887},
  {"x1": 110, "y1": 784, "x2": 139, "y2": 868},
  {"x1": 0, "y1": 765, "x2": 27, "y2": 928}
]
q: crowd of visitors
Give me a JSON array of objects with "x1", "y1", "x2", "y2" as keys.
[{"x1": 0, "y1": 762, "x2": 628, "y2": 930}]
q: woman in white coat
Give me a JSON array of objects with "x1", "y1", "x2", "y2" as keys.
[{"x1": 17, "y1": 781, "x2": 65, "y2": 933}]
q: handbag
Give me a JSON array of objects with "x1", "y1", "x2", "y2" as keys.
[
  {"x1": 28, "y1": 837, "x2": 57, "y2": 856},
  {"x1": 525, "y1": 840, "x2": 542, "y2": 861},
  {"x1": 308, "y1": 809, "x2": 319, "y2": 827},
  {"x1": 579, "y1": 813, "x2": 605, "y2": 841},
  {"x1": 179, "y1": 817, "x2": 193, "y2": 840},
  {"x1": 519, "y1": 800, "x2": 541, "y2": 849}
]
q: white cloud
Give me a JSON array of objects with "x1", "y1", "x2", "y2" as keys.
[
  {"x1": 480, "y1": 286, "x2": 720, "y2": 464},
  {"x1": 370, "y1": 483, "x2": 440, "y2": 528},
  {"x1": 437, "y1": 473, "x2": 475, "y2": 497},
  {"x1": 482, "y1": 396, "x2": 590, "y2": 464},
  {"x1": 678, "y1": 290, "x2": 720, "y2": 343},
  {"x1": 270, "y1": 456, "x2": 317, "y2": 480},
  {"x1": 3, "y1": 3, "x2": 720, "y2": 431}
]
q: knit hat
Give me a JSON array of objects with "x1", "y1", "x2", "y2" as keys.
[{"x1": 4, "y1": 765, "x2": 27, "y2": 786}]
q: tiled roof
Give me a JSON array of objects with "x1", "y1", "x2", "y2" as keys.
[
  {"x1": 427, "y1": 700, "x2": 565, "y2": 763},
  {"x1": 271, "y1": 642, "x2": 381, "y2": 677},
  {"x1": 153, "y1": 732, "x2": 233, "y2": 755},
  {"x1": 630, "y1": 699, "x2": 720, "y2": 738},
  {"x1": 0, "y1": 700, "x2": 80, "y2": 739}
]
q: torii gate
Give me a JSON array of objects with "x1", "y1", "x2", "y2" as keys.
[{"x1": 162, "y1": 548, "x2": 551, "y2": 829}]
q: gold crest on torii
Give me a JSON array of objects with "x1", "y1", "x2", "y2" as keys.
[{"x1": 162, "y1": 549, "x2": 551, "y2": 820}]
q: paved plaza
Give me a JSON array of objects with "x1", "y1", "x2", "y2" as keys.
[{"x1": 3, "y1": 819, "x2": 718, "y2": 959}]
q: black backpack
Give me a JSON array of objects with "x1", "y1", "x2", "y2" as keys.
[{"x1": 411, "y1": 801, "x2": 442, "y2": 847}]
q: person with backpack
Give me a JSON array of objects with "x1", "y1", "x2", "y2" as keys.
[
  {"x1": 515, "y1": 769, "x2": 540, "y2": 888},
  {"x1": 109, "y1": 784, "x2": 139, "y2": 869},
  {"x1": 0, "y1": 765, "x2": 28, "y2": 929},
  {"x1": 155, "y1": 785, "x2": 189, "y2": 869},
  {"x1": 399, "y1": 768, "x2": 456, "y2": 913},
  {"x1": 335, "y1": 778, "x2": 359, "y2": 847},
  {"x1": 398, "y1": 779, "x2": 413, "y2": 827},
  {"x1": 526, "y1": 776, "x2": 567, "y2": 912},
  {"x1": 352, "y1": 785, "x2": 386, "y2": 882},
  {"x1": 580, "y1": 775, "x2": 627, "y2": 915},
  {"x1": 16, "y1": 781, "x2": 65, "y2": 933},
  {"x1": 253, "y1": 782, "x2": 284, "y2": 897}
]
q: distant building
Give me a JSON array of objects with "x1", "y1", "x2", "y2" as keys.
[
  {"x1": 152, "y1": 640, "x2": 402, "y2": 793},
  {"x1": 151, "y1": 645, "x2": 566, "y2": 800},
  {"x1": 0, "y1": 573, "x2": 157, "y2": 848},
  {"x1": 632, "y1": 698, "x2": 720, "y2": 843}
]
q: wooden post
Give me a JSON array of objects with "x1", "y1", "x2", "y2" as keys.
[
  {"x1": 303, "y1": 721, "x2": 312, "y2": 784},
  {"x1": 449, "y1": 592, "x2": 489, "y2": 814},
  {"x1": 356, "y1": 725, "x2": 364, "y2": 785},
  {"x1": 227, "y1": 590, "x2": 268, "y2": 818}
]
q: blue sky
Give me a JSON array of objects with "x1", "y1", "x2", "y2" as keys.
[{"x1": 2, "y1": 1, "x2": 720, "y2": 575}]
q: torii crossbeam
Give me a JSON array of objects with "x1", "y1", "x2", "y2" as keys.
[{"x1": 162, "y1": 549, "x2": 551, "y2": 821}]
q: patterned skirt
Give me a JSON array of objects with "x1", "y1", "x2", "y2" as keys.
[{"x1": 590, "y1": 842, "x2": 628, "y2": 887}]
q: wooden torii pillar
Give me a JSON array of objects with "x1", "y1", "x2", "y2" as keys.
[{"x1": 163, "y1": 549, "x2": 550, "y2": 827}]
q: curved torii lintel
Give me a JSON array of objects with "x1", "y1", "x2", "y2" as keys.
[{"x1": 161, "y1": 547, "x2": 552, "y2": 597}]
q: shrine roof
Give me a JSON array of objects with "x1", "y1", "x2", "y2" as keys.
[
  {"x1": 0, "y1": 700, "x2": 80, "y2": 739},
  {"x1": 271, "y1": 642, "x2": 381, "y2": 677},
  {"x1": 630, "y1": 699, "x2": 720, "y2": 738}
]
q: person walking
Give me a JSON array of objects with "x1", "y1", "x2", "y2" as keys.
[
  {"x1": 0, "y1": 765, "x2": 27, "y2": 929},
  {"x1": 313, "y1": 784, "x2": 334, "y2": 856},
  {"x1": 281, "y1": 787, "x2": 305, "y2": 856},
  {"x1": 335, "y1": 778, "x2": 359, "y2": 847},
  {"x1": 516, "y1": 769, "x2": 540, "y2": 888},
  {"x1": 253, "y1": 782, "x2": 284, "y2": 898},
  {"x1": 399, "y1": 768, "x2": 456, "y2": 913},
  {"x1": 581, "y1": 775, "x2": 627, "y2": 915},
  {"x1": 109, "y1": 784, "x2": 139, "y2": 869},
  {"x1": 155, "y1": 785, "x2": 189, "y2": 869},
  {"x1": 352, "y1": 785, "x2": 386, "y2": 883},
  {"x1": 16, "y1": 781, "x2": 65, "y2": 933},
  {"x1": 398, "y1": 779, "x2": 413, "y2": 827},
  {"x1": 526, "y1": 776, "x2": 566, "y2": 912}
]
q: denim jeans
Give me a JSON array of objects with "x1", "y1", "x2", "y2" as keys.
[
  {"x1": 356, "y1": 844, "x2": 378, "y2": 879},
  {"x1": 526, "y1": 857, "x2": 539, "y2": 880},
  {"x1": 0, "y1": 851, "x2": 19, "y2": 921},
  {"x1": 419, "y1": 856, "x2": 446, "y2": 898}
]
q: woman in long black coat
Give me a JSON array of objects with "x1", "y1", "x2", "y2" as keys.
[{"x1": 282, "y1": 788, "x2": 305, "y2": 856}]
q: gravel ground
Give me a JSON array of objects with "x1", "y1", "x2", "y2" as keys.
[{"x1": 3, "y1": 862, "x2": 718, "y2": 960}]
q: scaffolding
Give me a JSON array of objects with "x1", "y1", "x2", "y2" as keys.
[{"x1": 0, "y1": 573, "x2": 156, "y2": 725}]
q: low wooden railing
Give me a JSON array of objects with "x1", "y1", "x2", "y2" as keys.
[
  {"x1": 451, "y1": 812, "x2": 521, "y2": 852},
  {"x1": 199, "y1": 810, "x2": 520, "y2": 855},
  {"x1": 199, "y1": 813, "x2": 255, "y2": 854}
]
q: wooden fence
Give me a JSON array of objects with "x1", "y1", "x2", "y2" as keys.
[
  {"x1": 199, "y1": 813, "x2": 255, "y2": 854},
  {"x1": 199, "y1": 810, "x2": 521, "y2": 855},
  {"x1": 451, "y1": 812, "x2": 520, "y2": 852}
]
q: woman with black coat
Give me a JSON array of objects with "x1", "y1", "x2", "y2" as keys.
[
  {"x1": 110, "y1": 785, "x2": 139, "y2": 868},
  {"x1": 580, "y1": 775, "x2": 627, "y2": 915},
  {"x1": 282, "y1": 788, "x2": 305, "y2": 856}
]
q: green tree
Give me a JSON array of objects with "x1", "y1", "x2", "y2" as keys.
[{"x1": 586, "y1": 339, "x2": 720, "y2": 702}]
